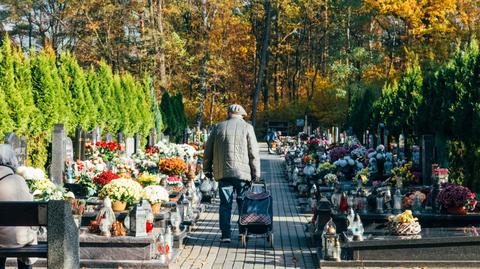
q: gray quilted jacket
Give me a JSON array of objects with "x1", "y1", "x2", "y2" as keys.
[{"x1": 203, "y1": 115, "x2": 260, "y2": 181}]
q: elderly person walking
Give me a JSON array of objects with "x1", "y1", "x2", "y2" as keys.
[
  {"x1": 0, "y1": 144, "x2": 37, "y2": 269},
  {"x1": 203, "y1": 104, "x2": 261, "y2": 243}
]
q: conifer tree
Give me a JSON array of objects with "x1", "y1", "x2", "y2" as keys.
[
  {"x1": 113, "y1": 73, "x2": 126, "y2": 134},
  {"x1": 160, "y1": 91, "x2": 175, "y2": 139},
  {"x1": 12, "y1": 45, "x2": 37, "y2": 136},
  {"x1": 86, "y1": 67, "x2": 106, "y2": 130},
  {"x1": 97, "y1": 61, "x2": 119, "y2": 133},
  {"x1": 0, "y1": 37, "x2": 26, "y2": 134}
]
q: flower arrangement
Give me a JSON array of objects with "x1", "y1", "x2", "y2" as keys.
[
  {"x1": 93, "y1": 171, "x2": 120, "y2": 188},
  {"x1": 387, "y1": 210, "x2": 421, "y2": 236},
  {"x1": 391, "y1": 161, "x2": 416, "y2": 184},
  {"x1": 143, "y1": 185, "x2": 170, "y2": 205},
  {"x1": 166, "y1": 176, "x2": 183, "y2": 188},
  {"x1": 16, "y1": 166, "x2": 46, "y2": 180},
  {"x1": 437, "y1": 183, "x2": 477, "y2": 211},
  {"x1": 329, "y1": 147, "x2": 348, "y2": 162},
  {"x1": 350, "y1": 146, "x2": 367, "y2": 160},
  {"x1": 355, "y1": 168, "x2": 370, "y2": 184},
  {"x1": 323, "y1": 173, "x2": 338, "y2": 185},
  {"x1": 137, "y1": 173, "x2": 161, "y2": 187},
  {"x1": 317, "y1": 162, "x2": 336, "y2": 176},
  {"x1": 28, "y1": 179, "x2": 75, "y2": 201},
  {"x1": 159, "y1": 158, "x2": 188, "y2": 176},
  {"x1": 99, "y1": 178, "x2": 143, "y2": 204},
  {"x1": 87, "y1": 141, "x2": 123, "y2": 162},
  {"x1": 112, "y1": 157, "x2": 139, "y2": 178},
  {"x1": 402, "y1": 191, "x2": 426, "y2": 209}
]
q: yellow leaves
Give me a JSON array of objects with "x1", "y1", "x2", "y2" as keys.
[{"x1": 365, "y1": 0, "x2": 457, "y2": 36}]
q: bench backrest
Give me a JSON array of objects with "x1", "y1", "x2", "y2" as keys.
[
  {"x1": 0, "y1": 200, "x2": 80, "y2": 269},
  {"x1": 0, "y1": 201, "x2": 47, "y2": 226}
]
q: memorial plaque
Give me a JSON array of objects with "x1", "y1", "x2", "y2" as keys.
[
  {"x1": 5, "y1": 133, "x2": 27, "y2": 166},
  {"x1": 148, "y1": 128, "x2": 157, "y2": 147},
  {"x1": 92, "y1": 127, "x2": 101, "y2": 144},
  {"x1": 134, "y1": 133, "x2": 141, "y2": 154}
]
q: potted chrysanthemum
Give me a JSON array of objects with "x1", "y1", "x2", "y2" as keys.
[
  {"x1": 143, "y1": 185, "x2": 170, "y2": 214},
  {"x1": 99, "y1": 178, "x2": 143, "y2": 212}
]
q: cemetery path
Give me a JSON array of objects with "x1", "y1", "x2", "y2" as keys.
[{"x1": 175, "y1": 146, "x2": 318, "y2": 269}]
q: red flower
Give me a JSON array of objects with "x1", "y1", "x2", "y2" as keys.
[{"x1": 93, "y1": 171, "x2": 120, "y2": 188}]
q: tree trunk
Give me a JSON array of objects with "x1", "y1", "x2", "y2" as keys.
[
  {"x1": 252, "y1": 0, "x2": 273, "y2": 127},
  {"x1": 157, "y1": 0, "x2": 167, "y2": 88},
  {"x1": 194, "y1": 0, "x2": 210, "y2": 129}
]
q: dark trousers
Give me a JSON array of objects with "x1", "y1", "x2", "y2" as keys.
[
  {"x1": 0, "y1": 257, "x2": 32, "y2": 269},
  {"x1": 219, "y1": 178, "x2": 249, "y2": 238}
]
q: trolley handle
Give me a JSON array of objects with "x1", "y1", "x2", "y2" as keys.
[{"x1": 250, "y1": 180, "x2": 267, "y2": 192}]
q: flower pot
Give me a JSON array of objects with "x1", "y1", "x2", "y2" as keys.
[
  {"x1": 151, "y1": 203, "x2": 162, "y2": 214},
  {"x1": 447, "y1": 206, "x2": 467, "y2": 215},
  {"x1": 112, "y1": 201, "x2": 127, "y2": 212}
]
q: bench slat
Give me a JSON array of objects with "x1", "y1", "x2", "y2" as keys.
[
  {"x1": 0, "y1": 244, "x2": 48, "y2": 258},
  {"x1": 0, "y1": 202, "x2": 47, "y2": 226}
]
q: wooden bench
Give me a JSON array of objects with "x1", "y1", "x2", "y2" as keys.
[{"x1": 0, "y1": 200, "x2": 79, "y2": 269}]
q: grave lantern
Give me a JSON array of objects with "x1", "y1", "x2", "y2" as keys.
[
  {"x1": 322, "y1": 219, "x2": 341, "y2": 261},
  {"x1": 129, "y1": 200, "x2": 149, "y2": 237}
]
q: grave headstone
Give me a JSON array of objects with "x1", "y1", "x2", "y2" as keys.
[
  {"x1": 148, "y1": 128, "x2": 156, "y2": 147},
  {"x1": 51, "y1": 124, "x2": 66, "y2": 185},
  {"x1": 398, "y1": 134, "x2": 405, "y2": 160},
  {"x1": 47, "y1": 200, "x2": 80, "y2": 269},
  {"x1": 368, "y1": 135, "x2": 374, "y2": 149},
  {"x1": 74, "y1": 125, "x2": 83, "y2": 161},
  {"x1": 125, "y1": 137, "x2": 135, "y2": 157},
  {"x1": 5, "y1": 133, "x2": 27, "y2": 166},
  {"x1": 92, "y1": 127, "x2": 101, "y2": 144},
  {"x1": 134, "y1": 133, "x2": 141, "y2": 154},
  {"x1": 117, "y1": 132, "x2": 125, "y2": 144},
  {"x1": 421, "y1": 135, "x2": 434, "y2": 185},
  {"x1": 80, "y1": 131, "x2": 87, "y2": 161},
  {"x1": 65, "y1": 137, "x2": 74, "y2": 163},
  {"x1": 334, "y1": 127, "x2": 339, "y2": 144},
  {"x1": 105, "y1": 133, "x2": 113, "y2": 142}
]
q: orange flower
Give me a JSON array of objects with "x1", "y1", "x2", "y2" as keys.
[{"x1": 159, "y1": 158, "x2": 188, "y2": 176}]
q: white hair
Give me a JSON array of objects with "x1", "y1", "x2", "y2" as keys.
[{"x1": 0, "y1": 144, "x2": 19, "y2": 169}]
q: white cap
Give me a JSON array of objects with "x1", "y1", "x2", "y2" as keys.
[{"x1": 228, "y1": 104, "x2": 247, "y2": 116}]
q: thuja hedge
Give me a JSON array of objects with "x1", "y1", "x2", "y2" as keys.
[{"x1": 0, "y1": 37, "x2": 188, "y2": 168}]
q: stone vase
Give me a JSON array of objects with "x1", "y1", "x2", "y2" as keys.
[
  {"x1": 151, "y1": 203, "x2": 162, "y2": 214},
  {"x1": 447, "y1": 206, "x2": 467, "y2": 215},
  {"x1": 112, "y1": 201, "x2": 127, "y2": 212}
]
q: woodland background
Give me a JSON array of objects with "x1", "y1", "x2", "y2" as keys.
[{"x1": 1, "y1": 0, "x2": 480, "y2": 188}]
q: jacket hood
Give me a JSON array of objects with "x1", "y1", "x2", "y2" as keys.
[{"x1": 0, "y1": 165, "x2": 15, "y2": 179}]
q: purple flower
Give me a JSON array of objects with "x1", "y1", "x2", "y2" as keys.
[{"x1": 437, "y1": 183, "x2": 477, "y2": 210}]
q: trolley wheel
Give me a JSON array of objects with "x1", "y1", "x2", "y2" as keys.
[{"x1": 267, "y1": 232, "x2": 274, "y2": 247}]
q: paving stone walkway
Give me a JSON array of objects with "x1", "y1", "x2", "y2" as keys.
[{"x1": 175, "y1": 147, "x2": 318, "y2": 269}]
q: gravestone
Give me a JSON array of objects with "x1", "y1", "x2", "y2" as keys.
[
  {"x1": 117, "y1": 132, "x2": 125, "y2": 144},
  {"x1": 125, "y1": 138, "x2": 135, "y2": 157},
  {"x1": 65, "y1": 137, "x2": 74, "y2": 163},
  {"x1": 5, "y1": 133, "x2": 27, "y2": 166},
  {"x1": 50, "y1": 124, "x2": 66, "y2": 185},
  {"x1": 368, "y1": 135, "x2": 374, "y2": 149},
  {"x1": 105, "y1": 133, "x2": 113, "y2": 142},
  {"x1": 334, "y1": 127, "x2": 339, "y2": 144},
  {"x1": 74, "y1": 125, "x2": 83, "y2": 161},
  {"x1": 47, "y1": 200, "x2": 80, "y2": 269},
  {"x1": 421, "y1": 135, "x2": 434, "y2": 185},
  {"x1": 398, "y1": 134, "x2": 405, "y2": 160},
  {"x1": 80, "y1": 131, "x2": 87, "y2": 161},
  {"x1": 148, "y1": 128, "x2": 156, "y2": 147},
  {"x1": 91, "y1": 127, "x2": 101, "y2": 144},
  {"x1": 134, "y1": 133, "x2": 141, "y2": 154}
]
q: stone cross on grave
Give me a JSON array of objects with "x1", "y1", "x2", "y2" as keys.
[{"x1": 5, "y1": 133, "x2": 27, "y2": 166}]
